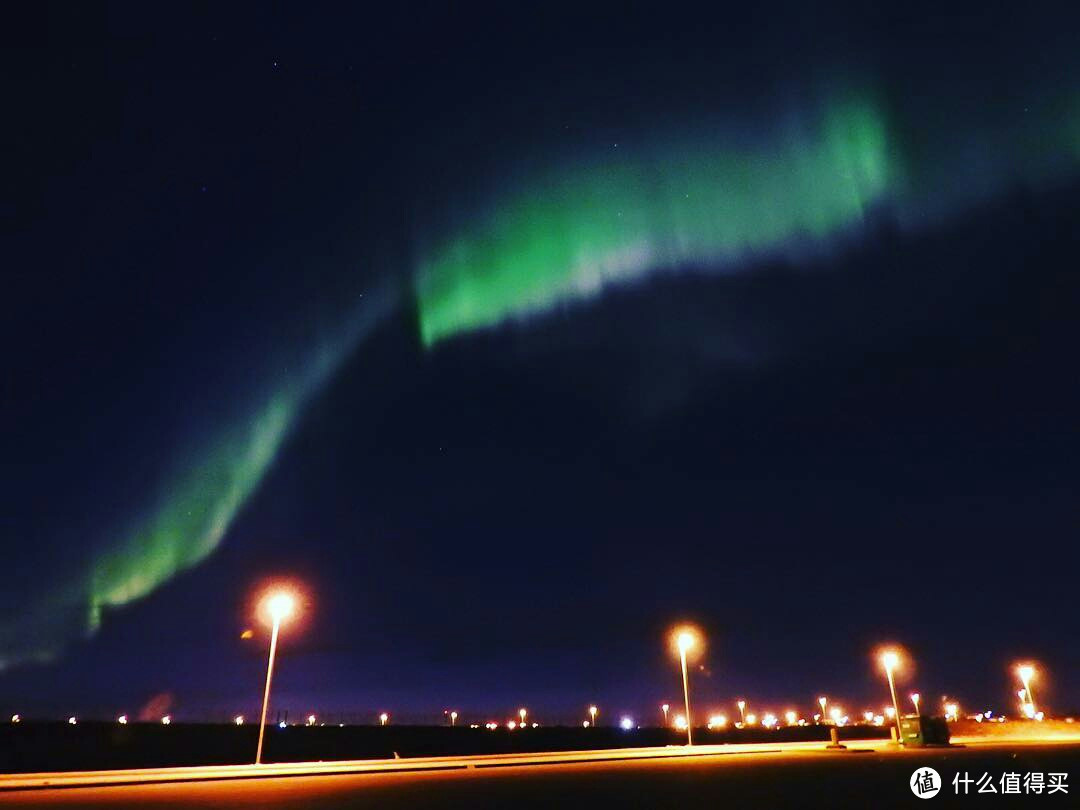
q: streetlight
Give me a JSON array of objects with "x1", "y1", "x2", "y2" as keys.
[
  {"x1": 255, "y1": 590, "x2": 295, "y2": 765},
  {"x1": 661, "y1": 703, "x2": 670, "y2": 726},
  {"x1": 589, "y1": 705, "x2": 598, "y2": 727},
  {"x1": 737, "y1": 700, "x2": 746, "y2": 724},
  {"x1": 379, "y1": 712, "x2": 389, "y2": 726},
  {"x1": 519, "y1": 708, "x2": 527, "y2": 727},
  {"x1": 880, "y1": 650, "x2": 903, "y2": 744},
  {"x1": 1017, "y1": 664, "x2": 1037, "y2": 719},
  {"x1": 910, "y1": 693, "x2": 921, "y2": 716},
  {"x1": 675, "y1": 630, "x2": 696, "y2": 745},
  {"x1": 450, "y1": 711, "x2": 458, "y2": 726},
  {"x1": 818, "y1": 696, "x2": 827, "y2": 723}
]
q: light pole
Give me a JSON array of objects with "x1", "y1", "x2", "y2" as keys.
[
  {"x1": 818, "y1": 696, "x2": 827, "y2": 723},
  {"x1": 589, "y1": 705, "x2": 598, "y2": 727},
  {"x1": 881, "y1": 650, "x2": 903, "y2": 744},
  {"x1": 677, "y1": 632, "x2": 695, "y2": 745},
  {"x1": 661, "y1": 703, "x2": 669, "y2": 726},
  {"x1": 910, "y1": 693, "x2": 921, "y2": 717},
  {"x1": 519, "y1": 708, "x2": 527, "y2": 727},
  {"x1": 450, "y1": 711, "x2": 458, "y2": 726},
  {"x1": 256, "y1": 592, "x2": 295, "y2": 765},
  {"x1": 1018, "y1": 665, "x2": 1037, "y2": 718},
  {"x1": 379, "y1": 712, "x2": 389, "y2": 726},
  {"x1": 737, "y1": 700, "x2": 746, "y2": 724}
]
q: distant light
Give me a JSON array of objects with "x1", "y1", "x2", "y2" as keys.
[
  {"x1": 68, "y1": 716, "x2": 77, "y2": 725},
  {"x1": 507, "y1": 720, "x2": 517, "y2": 730},
  {"x1": 873, "y1": 715, "x2": 884, "y2": 726},
  {"x1": 662, "y1": 703, "x2": 670, "y2": 712},
  {"x1": 708, "y1": 714, "x2": 727, "y2": 729},
  {"x1": 785, "y1": 711, "x2": 798, "y2": 726},
  {"x1": 762, "y1": 713, "x2": 778, "y2": 729},
  {"x1": 674, "y1": 714, "x2": 688, "y2": 730},
  {"x1": 884, "y1": 706, "x2": 896, "y2": 719},
  {"x1": 470, "y1": 724, "x2": 479, "y2": 729},
  {"x1": 307, "y1": 714, "x2": 316, "y2": 726},
  {"x1": 117, "y1": 715, "x2": 128, "y2": 725},
  {"x1": 1017, "y1": 664, "x2": 1036, "y2": 683},
  {"x1": 1035, "y1": 711, "x2": 1045, "y2": 721},
  {"x1": 531, "y1": 722, "x2": 538, "y2": 728},
  {"x1": 379, "y1": 713, "x2": 389, "y2": 726},
  {"x1": 10, "y1": 714, "x2": 20, "y2": 724},
  {"x1": 737, "y1": 700, "x2": 746, "y2": 710},
  {"x1": 519, "y1": 708, "x2": 527, "y2": 722},
  {"x1": 1024, "y1": 704, "x2": 1036, "y2": 719},
  {"x1": 161, "y1": 715, "x2": 171, "y2": 725},
  {"x1": 240, "y1": 629, "x2": 254, "y2": 640},
  {"x1": 620, "y1": 716, "x2": 634, "y2": 730},
  {"x1": 863, "y1": 711, "x2": 874, "y2": 723},
  {"x1": 880, "y1": 650, "x2": 900, "y2": 672},
  {"x1": 745, "y1": 713, "x2": 757, "y2": 726},
  {"x1": 450, "y1": 711, "x2": 458, "y2": 723},
  {"x1": 234, "y1": 715, "x2": 245, "y2": 725},
  {"x1": 583, "y1": 721, "x2": 590, "y2": 728},
  {"x1": 829, "y1": 707, "x2": 842, "y2": 723},
  {"x1": 944, "y1": 703, "x2": 959, "y2": 721},
  {"x1": 278, "y1": 720, "x2": 286, "y2": 729}
]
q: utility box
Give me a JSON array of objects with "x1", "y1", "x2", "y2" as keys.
[{"x1": 900, "y1": 715, "x2": 950, "y2": 746}]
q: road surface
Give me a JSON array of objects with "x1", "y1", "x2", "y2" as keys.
[{"x1": 2, "y1": 738, "x2": 1077, "y2": 807}]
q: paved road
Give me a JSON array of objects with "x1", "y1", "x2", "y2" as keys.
[{"x1": 2, "y1": 739, "x2": 1077, "y2": 807}]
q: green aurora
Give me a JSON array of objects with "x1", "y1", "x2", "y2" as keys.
[
  {"x1": 4, "y1": 84, "x2": 1080, "y2": 671},
  {"x1": 415, "y1": 93, "x2": 897, "y2": 346}
]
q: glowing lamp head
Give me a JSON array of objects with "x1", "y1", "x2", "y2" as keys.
[
  {"x1": 818, "y1": 696, "x2": 827, "y2": 708},
  {"x1": 662, "y1": 703, "x2": 670, "y2": 712},
  {"x1": 1018, "y1": 664, "x2": 1035, "y2": 683},
  {"x1": 910, "y1": 693, "x2": 920, "y2": 705},
  {"x1": 737, "y1": 700, "x2": 746, "y2": 710},
  {"x1": 267, "y1": 592, "x2": 294, "y2": 623},
  {"x1": 881, "y1": 650, "x2": 900, "y2": 672},
  {"x1": 677, "y1": 632, "x2": 694, "y2": 654},
  {"x1": 620, "y1": 716, "x2": 634, "y2": 730},
  {"x1": 519, "y1": 708, "x2": 527, "y2": 720}
]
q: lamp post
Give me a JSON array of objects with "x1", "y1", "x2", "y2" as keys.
[
  {"x1": 589, "y1": 705, "x2": 598, "y2": 727},
  {"x1": 818, "y1": 696, "x2": 827, "y2": 723},
  {"x1": 1018, "y1": 665, "x2": 1037, "y2": 718},
  {"x1": 737, "y1": 700, "x2": 746, "y2": 724},
  {"x1": 661, "y1": 703, "x2": 670, "y2": 726},
  {"x1": 881, "y1": 651, "x2": 903, "y2": 744},
  {"x1": 910, "y1": 693, "x2": 921, "y2": 717},
  {"x1": 677, "y1": 632, "x2": 695, "y2": 745},
  {"x1": 256, "y1": 592, "x2": 295, "y2": 765}
]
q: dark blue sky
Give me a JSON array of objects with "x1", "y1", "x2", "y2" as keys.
[{"x1": 3, "y1": 2, "x2": 1079, "y2": 724}]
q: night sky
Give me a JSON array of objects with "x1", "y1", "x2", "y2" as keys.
[{"x1": 4, "y1": 3, "x2": 1080, "y2": 725}]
